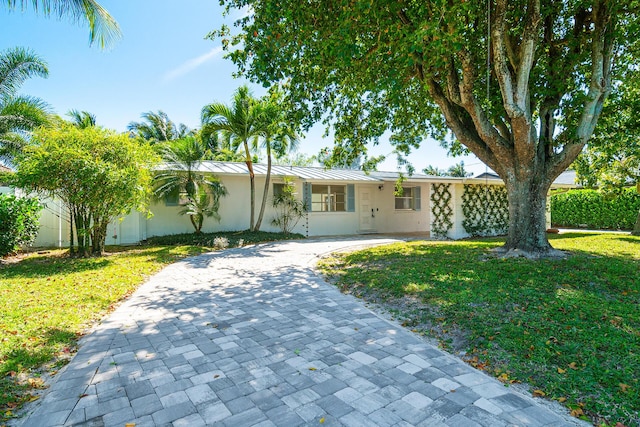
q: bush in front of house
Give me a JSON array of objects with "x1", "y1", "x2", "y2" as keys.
[
  {"x1": 0, "y1": 194, "x2": 42, "y2": 256},
  {"x1": 551, "y1": 188, "x2": 640, "y2": 230},
  {"x1": 144, "y1": 230, "x2": 304, "y2": 248}
]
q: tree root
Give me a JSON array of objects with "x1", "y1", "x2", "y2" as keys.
[{"x1": 490, "y1": 246, "x2": 568, "y2": 260}]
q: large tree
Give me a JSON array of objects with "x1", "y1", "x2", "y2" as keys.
[
  {"x1": 2, "y1": 0, "x2": 121, "y2": 48},
  {"x1": 201, "y1": 86, "x2": 264, "y2": 231},
  {"x1": 213, "y1": 0, "x2": 635, "y2": 257},
  {"x1": 0, "y1": 47, "x2": 50, "y2": 162},
  {"x1": 14, "y1": 121, "x2": 157, "y2": 256}
]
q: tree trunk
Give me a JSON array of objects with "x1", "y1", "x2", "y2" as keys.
[
  {"x1": 68, "y1": 206, "x2": 75, "y2": 255},
  {"x1": 254, "y1": 146, "x2": 271, "y2": 231},
  {"x1": 91, "y1": 221, "x2": 107, "y2": 256},
  {"x1": 242, "y1": 139, "x2": 256, "y2": 231},
  {"x1": 498, "y1": 176, "x2": 562, "y2": 258},
  {"x1": 632, "y1": 209, "x2": 640, "y2": 236}
]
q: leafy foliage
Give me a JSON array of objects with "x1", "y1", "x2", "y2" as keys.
[
  {"x1": 430, "y1": 183, "x2": 452, "y2": 238},
  {"x1": 154, "y1": 137, "x2": 227, "y2": 233},
  {"x1": 318, "y1": 234, "x2": 640, "y2": 425},
  {"x1": 201, "y1": 86, "x2": 264, "y2": 231},
  {"x1": 14, "y1": 122, "x2": 157, "y2": 256},
  {"x1": 551, "y1": 188, "x2": 640, "y2": 230},
  {"x1": 211, "y1": 0, "x2": 636, "y2": 254},
  {"x1": 2, "y1": 0, "x2": 121, "y2": 48},
  {"x1": 271, "y1": 177, "x2": 305, "y2": 234},
  {"x1": 0, "y1": 194, "x2": 41, "y2": 256},
  {"x1": 144, "y1": 230, "x2": 304, "y2": 247},
  {"x1": 462, "y1": 185, "x2": 509, "y2": 236},
  {"x1": 128, "y1": 110, "x2": 191, "y2": 144},
  {"x1": 0, "y1": 47, "x2": 50, "y2": 162}
]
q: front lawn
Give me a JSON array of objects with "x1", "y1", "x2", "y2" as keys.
[
  {"x1": 318, "y1": 233, "x2": 639, "y2": 426},
  {"x1": 0, "y1": 231, "x2": 301, "y2": 421}
]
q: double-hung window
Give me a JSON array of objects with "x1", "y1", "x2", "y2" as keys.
[
  {"x1": 395, "y1": 186, "x2": 421, "y2": 210},
  {"x1": 311, "y1": 184, "x2": 346, "y2": 212}
]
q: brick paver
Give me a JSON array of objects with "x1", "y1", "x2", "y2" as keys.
[{"x1": 16, "y1": 237, "x2": 589, "y2": 426}]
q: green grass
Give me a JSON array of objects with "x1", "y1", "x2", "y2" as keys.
[
  {"x1": 0, "y1": 230, "x2": 300, "y2": 420},
  {"x1": 318, "y1": 233, "x2": 640, "y2": 426}
]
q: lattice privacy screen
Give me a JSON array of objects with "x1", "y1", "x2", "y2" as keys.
[
  {"x1": 462, "y1": 184, "x2": 509, "y2": 236},
  {"x1": 430, "y1": 183, "x2": 453, "y2": 238}
]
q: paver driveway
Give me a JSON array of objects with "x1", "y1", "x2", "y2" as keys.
[{"x1": 19, "y1": 237, "x2": 588, "y2": 427}]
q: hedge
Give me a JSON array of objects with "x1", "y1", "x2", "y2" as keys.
[
  {"x1": 551, "y1": 188, "x2": 640, "y2": 230},
  {"x1": 0, "y1": 194, "x2": 42, "y2": 256}
]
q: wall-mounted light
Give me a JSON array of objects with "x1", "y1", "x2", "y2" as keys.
[{"x1": 378, "y1": 184, "x2": 384, "y2": 191}]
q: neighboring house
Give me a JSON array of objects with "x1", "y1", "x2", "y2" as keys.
[{"x1": 31, "y1": 161, "x2": 576, "y2": 247}]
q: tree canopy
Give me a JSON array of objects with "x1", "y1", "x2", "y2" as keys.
[
  {"x1": 574, "y1": 67, "x2": 640, "y2": 234},
  {"x1": 212, "y1": 0, "x2": 638, "y2": 256},
  {"x1": 14, "y1": 121, "x2": 157, "y2": 255}
]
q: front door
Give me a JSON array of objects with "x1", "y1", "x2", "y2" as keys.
[{"x1": 359, "y1": 187, "x2": 376, "y2": 232}]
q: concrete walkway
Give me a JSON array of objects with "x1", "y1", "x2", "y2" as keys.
[{"x1": 18, "y1": 237, "x2": 588, "y2": 427}]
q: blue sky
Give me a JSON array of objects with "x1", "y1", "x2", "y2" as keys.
[{"x1": 0, "y1": 0, "x2": 486, "y2": 174}]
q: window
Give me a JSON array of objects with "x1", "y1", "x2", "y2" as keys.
[
  {"x1": 273, "y1": 183, "x2": 286, "y2": 198},
  {"x1": 311, "y1": 184, "x2": 346, "y2": 212},
  {"x1": 395, "y1": 186, "x2": 421, "y2": 210},
  {"x1": 164, "y1": 189, "x2": 189, "y2": 206}
]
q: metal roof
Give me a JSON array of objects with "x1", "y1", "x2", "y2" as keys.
[
  {"x1": 156, "y1": 161, "x2": 578, "y2": 187},
  {"x1": 158, "y1": 161, "x2": 382, "y2": 181}
]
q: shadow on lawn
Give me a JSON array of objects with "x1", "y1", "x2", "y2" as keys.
[{"x1": 0, "y1": 256, "x2": 112, "y2": 279}]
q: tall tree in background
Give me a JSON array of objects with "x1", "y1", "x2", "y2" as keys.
[
  {"x1": 254, "y1": 89, "x2": 299, "y2": 231},
  {"x1": 201, "y1": 86, "x2": 263, "y2": 231},
  {"x1": 2, "y1": 0, "x2": 121, "y2": 48},
  {"x1": 447, "y1": 161, "x2": 472, "y2": 178},
  {"x1": 128, "y1": 110, "x2": 190, "y2": 144},
  {"x1": 213, "y1": 0, "x2": 635, "y2": 257},
  {"x1": 0, "y1": 47, "x2": 50, "y2": 162},
  {"x1": 67, "y1": 109, "x2": 96, "y2": 128}
]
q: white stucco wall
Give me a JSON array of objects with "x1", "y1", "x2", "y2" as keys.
[{"x1": 372, "y1": 182, "x2": 430, "y2": 235}]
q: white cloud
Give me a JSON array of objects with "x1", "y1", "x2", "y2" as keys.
[{"x1": 163, "y1": 46, "x2": 223, "y2": 82}]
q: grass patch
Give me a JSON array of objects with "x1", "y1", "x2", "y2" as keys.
[
  {"x1": 318, "y1": 233, "x2": 640, "y2": 426},
  {"x1": 0, "y1": 230, "x2": 300, "y2": 420}
]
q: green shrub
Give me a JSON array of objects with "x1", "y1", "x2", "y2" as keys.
[
  {"x1": 551, "y1": 188, "x2": 640, "y2": 229},
  {"x1": 144, "y1": 230, "x2": 304, "y2": 247},
  {"x1": 0, "y1": 195, "x2": 42, "y2": 256}
]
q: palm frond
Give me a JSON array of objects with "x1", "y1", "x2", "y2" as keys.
[
  {"x1": 0, "y1": 46, "x2": 48, "y2": 97},
  {"x1": 4, "y1": 0, "x2": 122, "y2": 48}
]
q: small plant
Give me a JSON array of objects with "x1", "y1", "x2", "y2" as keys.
[
  {"x1": 213, "y1": 236, "x2": 229, "y2": 249},
  {"x1": 271, "y1": 177, "x2": 306, "y2": 234}
]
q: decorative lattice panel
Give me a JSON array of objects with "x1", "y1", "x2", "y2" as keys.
[
  {"x1": 462, "y1": 185, "x2": 509, "y2": 236},
  {"x1": 430, "y1": 183, "x2": 453, "y2": 239}
]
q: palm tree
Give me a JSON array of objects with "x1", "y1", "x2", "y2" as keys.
[
  {"x1": 3, "y1": 0, "x2": 121, "y2": 49},
  {"x1": 67, "y1": 109, "x2": 96, "y2": 128},
  {"x1": 128, "y1": 110, "x2": 190, "y2": 144},
  {"x1": 201, "y1": 86, "x2": 264, "y2": 231},
  {"x1": 447, "y1": 161, "x2": 472, "y2": 178},
  {"x1": 254, "y1": 92, "x2": 299, "y2": 231},
  {"x1": 0, "y1": 47, "x2": 50, "y2": 162},
  {"x1": 154, "y1": 136, "x2": 227, "y2": 233}
]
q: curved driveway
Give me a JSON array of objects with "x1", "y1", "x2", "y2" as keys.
[{"x1": 20, "y1": 237, "x2": 587, "y2": 427}]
